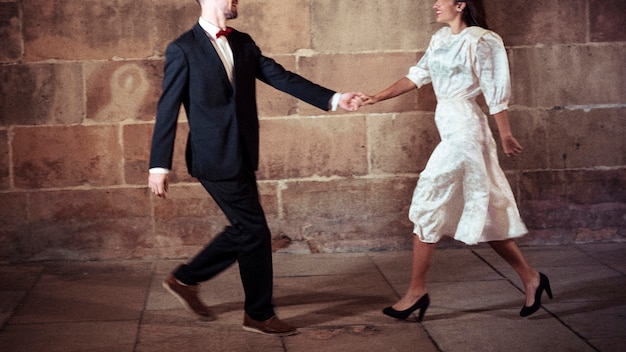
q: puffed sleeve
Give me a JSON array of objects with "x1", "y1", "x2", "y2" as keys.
[
  {"x1": 406, "y1": 48, "x2": 432, "y2": 89},
  {"x1": 473, "y1": 32, "x2": 511, "y2": 115}
]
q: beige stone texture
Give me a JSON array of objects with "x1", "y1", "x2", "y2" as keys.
[
  {"x1": 0, "y1": 1, "x2": 21, "y2": 63},
  {"x1": 257, "y1": 116, "x2": 367, "y2": 179},
  {"x1": 546, "y1": 107, "x2": 625, "y2": 169},
  {"x1": 234, "y1": 0, "x2": 312, "y2": 54},
  {"x1": 0, "y1": 0, "x2": 624, "y2": 261},
  {"x1": 153, "y1": 0, "x2": 200, "y2": 56},
  {"x1": 311, "y1": 0, "x2": 437, "y2": 52},
  {"x1": 12, "y1": 126, "x2": 123, "y2": 189},
  {"x1": 257, "y1": 56, "x2": 300, "y2": 117},
  {"x1": 279, "y1": 177, "x2": 416, "y2": 252},
  {"x1": 485, "y1": 0, "x2": 587, "y2": 46},
  {"x1": 85, "y1": 60, "x2": 163, "y2": 123},
  {"x1": 490, "y1": 108, "x2": 551, "y2": 171},
  {"x1": 519, "y1": 169, "x2": 626, "y2": 231},
  {"x1": 22, "y1": 0, "x2": 154, "y2": 60},
  {"x1": 367, "y1": 112, "x2": 438, "y2": 175},
  {"x1": 509, "y1": 44, "x2": 626, "y2": 108},
  {"x1": 7, "y1": 188, "x2": 154, "y2": 261},
  {"x1": 298, "y1": 52, "x2": 422, "y2": 116},
  {"x1": 0, "y1": 63, "x2": 84, "y2": 126}
]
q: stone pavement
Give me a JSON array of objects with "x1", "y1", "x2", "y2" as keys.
[{"x1": 1, "y1": 243, "x2": 624, "y2": 352}]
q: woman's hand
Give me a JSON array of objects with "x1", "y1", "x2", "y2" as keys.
[{"x1": 500, "y1": 134, "x2": 523, "y2": 157}]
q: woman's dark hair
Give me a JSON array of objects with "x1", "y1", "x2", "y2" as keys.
[{"x1": 456, "y1": 0, "x2": 489, "y2": 29}]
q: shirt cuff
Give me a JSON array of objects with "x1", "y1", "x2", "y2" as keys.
[
  {"x1": 149, "y1": 167, "x2": 170, "y2": 174},
  {"x1": 330, "y1": 92, "x2": 341, "y2": 111}
]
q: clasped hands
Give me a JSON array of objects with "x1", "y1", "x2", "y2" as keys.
[{"x1": 338, "y1": 92, "x2": 377, "y2": 112}]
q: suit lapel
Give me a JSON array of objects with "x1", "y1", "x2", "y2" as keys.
[{"x1": 192, "y1": 24, "x2": 232, "y2": 89}]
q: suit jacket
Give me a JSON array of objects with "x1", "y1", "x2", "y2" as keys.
[{"x1": 150, "y1": 23, "x2": 336, "y2": 181}]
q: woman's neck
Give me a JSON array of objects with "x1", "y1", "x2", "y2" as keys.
[{"x1": 448, "y1": 17, "x2": 468, "y2": 35}]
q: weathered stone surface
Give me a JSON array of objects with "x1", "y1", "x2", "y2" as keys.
[
  {"x1": 13, "y1": 126, "x2": 123, "y2": 188},
  {"x1": 7, "y1": 188, "x2": 154, "y2": 261},
  {"x1": 0, "y1": 0, "x2": 623, "y2": 261},
  {"x1": 545, "y1": 107, "x2": 625, "y2": 169},
  {"x1": 485, "y1": 0, "x2": 587, "y2": 46},
  {"x1": 520, "y1": 169, "x2": 626, "y2": 233},
  {"x1": 153, "y1": 0, "x2": 199, "y2": 56},
  {"x1": 368, "y1": 112, "x2": 438, "y2": 175},
  {"x1": 279, "y1": 177, "x2": 416, "y2": 252},
  {"x1": 85, "y1": 60, "x2": 163, "y2": 123},
  {"x1": 256, "y1": 56, "x2": 299, "y2": 117},
  {"x1": 311, "y1": 0, "x2": 436, "y2": 52},
  {"x1": 0, "y1": 130, "x2": 8, "y2": 189},
  {"x1": 0, "y1": 63, "x2": 84, "y2": 126},
  {"x1": 590, "y1": 0, "x2": 626, "y2": 42},
  {"x1": 22, "y1": 0, "x2": 154, "y2": 60},
  {"x1": 0, "y1": 1, "x2": 21, "y2": 63},
  {"x1": 257, "y1": 116, "x2": 368, "y2": 179},
  {"x1": 509, "y1": 45, "x2": 626, "y2": 108},
  {"x1": 298, "y1": 52, "x2": 421, "y2": 116},
  {"x1": 235, "y1": 0, "x2": 311, "y2": 54}
]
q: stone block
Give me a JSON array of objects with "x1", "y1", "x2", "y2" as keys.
[
  {"x1": 485, "y1": 0, "x2": 587, "y2": 46},
  {"x1": 367, "y1": 112, "x2": 438, "y2": 175},
  {"x1": 311, "y1": 0, "x2": 436, "y2": 52},
  {"x1": 0, "y1": 192, "x2": 28, "y2": 261},
  {"x1": 0, "y1": 2, "x2": 21, "y2": 62},
  {"x1": 489, "y1": 108, "x2": 550, "y2": 171},
  {"x1": 0, "y1": 63, "x2": 84, "y2": 126},
  {"x1": 235, "y1": 0, "x2": 311, "y2": 54},
  {"x1": 125, "y1": 122, "x2": 194, "y2": 186},
  {"x1": 152, "y1": 184, "x2": 226, "y2": 258},
  {"x1": 0, "y1": 130, "x2": 8, "y2": 189},
  {"x1": 298, "y1": 52, "x2": 420, "y2": 116},
  {"x1": 9, "y1": 188, "x2": 155, "y2": 261},
  {"x1": 85, "y1": 60, "x2": 163, "y2": 123},
  {"x1": 279, "y1": 177, "x2": 416, "y2": 252},
  {"x1": 590, "y1": 0, "x2": 626, "y2": 42},
  {"x1": 22, "y1": 0, "x2": 154, "y2": 60},
  {"x1": 257, "y1": 55, "x2": 299, "y2": 117},
  {"x1": 153, "y1": 0, "x2": 199, "y2": 56},
  {"x1": 546, "y1": 107, "x2": 625, "y2": 169},
  {"x1": 520, "y1": 169, "x2": 626, "y2": 231},
  {"x1": 509, "y1": 45, "x2": 626, "y2": 107},
  {"x1": 257, "y1": 116, "x2": 367, "y2": 179},
  {"x1": 13, "y1": 125, "x2": 123, "y2": 188}
]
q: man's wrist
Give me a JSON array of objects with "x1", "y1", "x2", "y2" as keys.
[
  {"x1": 330, "y1": 92, "x2": 341, "y2": 111},
  {"x1": 149, "y1": 167, "x2": 170, "y2": 174}
]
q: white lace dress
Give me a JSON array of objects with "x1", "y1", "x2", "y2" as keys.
[{"x1": 406, "y1": 26, "x2": 527, "y2": 245}]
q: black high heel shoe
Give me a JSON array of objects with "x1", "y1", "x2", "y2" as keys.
[
  {"x1": 520, "y1": 273, "x2": 552, "y2": 317},
  {"x1": 383, "y1": 294, "x2": 430, "y2": 321}
]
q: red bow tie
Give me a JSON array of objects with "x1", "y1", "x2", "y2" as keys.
[{"x1": 216, "y1": 27, "x2": 232, "y2": 39}]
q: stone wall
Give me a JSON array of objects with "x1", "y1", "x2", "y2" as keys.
[{"x1": 1, "y1": 0, "x2": 624, "y2": 262}]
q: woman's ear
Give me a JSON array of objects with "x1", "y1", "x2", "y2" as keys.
[{"x1": 457, "y1": 1, "x2": 467, "y2": 12}]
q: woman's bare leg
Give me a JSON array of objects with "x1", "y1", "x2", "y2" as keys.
[
  {"x1": 392, "y1": 235, "x2": 436, "y2": 310},
  {"x1": 488, "y1": 239, "x2": 540, "y2": 306}
]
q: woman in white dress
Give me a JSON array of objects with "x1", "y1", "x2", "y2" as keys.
[{"x1": 362, "y1": 0, "x2": 552, "y2": 320}]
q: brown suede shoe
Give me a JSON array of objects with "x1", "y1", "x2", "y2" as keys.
[
  {"x1": 242, "y1": 313, "x2": 298, "y2": 336},
  {"x1": 162, "y1": 275, "x2": 214, "y2": 320}
]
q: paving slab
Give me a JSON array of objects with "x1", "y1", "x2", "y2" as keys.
[{"x1": 0, "y1": 244, "x2": 624, "y2": 352}]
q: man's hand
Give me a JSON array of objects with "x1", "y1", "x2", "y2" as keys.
[
  {"x1": 339, "y1": 92, "x2": 367, "y2": 111},
  {"x1": 149, "y1": 173, "x2": 169, "y2": 198}
]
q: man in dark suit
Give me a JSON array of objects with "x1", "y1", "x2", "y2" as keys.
[{"x1": 148, "y1": 0, "x2": 362, "y2": 336}]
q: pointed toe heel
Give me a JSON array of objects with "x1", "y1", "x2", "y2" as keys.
[
  {"x1": 520, "y1": 273, "x2": 552, "y2": 317},
  {"x1": 383, "y1": 294, "x2": 430, "y2": 321}
]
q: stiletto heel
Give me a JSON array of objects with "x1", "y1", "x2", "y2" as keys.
[
  {"x1": 383, "y1": 294, "x2": 430, "y2": 321},
  {"x1": 519, "y1": 273, "x2": 552, "y2": 317}
]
